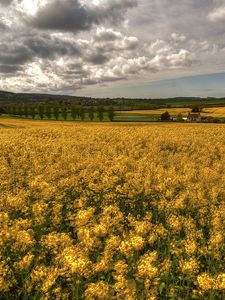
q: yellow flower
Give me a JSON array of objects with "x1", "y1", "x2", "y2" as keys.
[
  {"x1": 31, "y1": 265, "x2": 59, "y2": 293},
  {"x1": 94, "y1": 259, "x2": 110, "y2": 273},
  {"x1": 14, "y1": 254, "x2": 34, "y2": 271},
  {"x1": 41, "y1": 232, "x2": 73, "y2": 255},
  {"x1": 197, "y1": 273, "x2": 215, "y2": 291},
  {"x1": 62, "y1": 247, "x2": 93, "y2": 278},
  {"x1": 1, "y1": 119, "x2": 225, "y2": 299},
  {"x1": 93, "y1": 224, "x2": 108, "y2": 237},
  {"x1": 183, "y1": 239, "x2": 197, "y2": 255},
  {"x1": 0, "y1": 259, "x2": 14, "y2": 292},
  {"x1": 12, "y1": 230, "x2": 35, "y2": 252},
  {"x1": 179, "y1": 258, "x2": 199, "y2": 275},
  {"x1": 136, "y1": 252, "x2": 158, "y2": 279},
  {"x1": 114, "y1": 260, "x2": 128, "y2": 275},
  {"x1": 75, "y1": 208, "x2": 95, "y2": 227},
  {"x1": 84, "y1": 281, "x2": 110, "y2": 300},
  {"x1": 215, "y1": 273, "x2": 225, "y2": 290},
  {"x1": 130, "y1": 235, "x2": 145, "y2": 251},
  {"x1": 168, "y1": 215, "x2": 182, "y2": 232}
]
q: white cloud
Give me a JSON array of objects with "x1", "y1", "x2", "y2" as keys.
[
  {"x1": 171, "y1": 33, "x2": 186, "y2": 42},
  {"x1": 94, "y1": 27, "x2": 138, "y2": 50},
  {"x1": 208, "y1": 6, "x2": 225, "y2": 21},
  {"x1": 0, "y1": 0, "x2": 225, "y2": 95},
  {"x1": 166, "y1": 49, "x2": 195, "y2": 68},
  {"x1": 149, "y1": 40, "x2": 172, "y2": 55}
]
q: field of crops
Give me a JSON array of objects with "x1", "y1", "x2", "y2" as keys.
[
  {"x1": 120, "y1": 108, "x2": 192, "y2": 116},
  {"x1": 119, "y1": 107, "x2": 225, "y2": 119},
  {"x1": 202, "y1": 107, "x2": 225, "y2": 118},
  {"x1": 0, "y1": 119, "x2": 224, "y2": 300}
]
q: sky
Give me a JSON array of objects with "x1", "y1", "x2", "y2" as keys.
[{"x1": 0, "y1": 0, "x2": 225, "y2": 98}]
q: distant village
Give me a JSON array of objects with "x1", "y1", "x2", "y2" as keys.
[
  {"x1": 171, "y1": 112, "x2": 202, "y2": 122},
  {"x1": 162, "y1": 111, "x2": 225, "y2": 123}
]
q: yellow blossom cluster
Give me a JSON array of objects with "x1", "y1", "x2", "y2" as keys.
[{"x1": 0, "y1": 120, "x2": 224, "y2": 299}]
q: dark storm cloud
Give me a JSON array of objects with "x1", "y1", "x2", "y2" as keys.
[
  {"x1": 1, "y1": 0, "x2": 225, "y2": 95},
  {"x1": 85, "y1": 52, "x2": 108, "y2": 65},
  {"x1": 0, "y1": 21, "x2": 6, "y2": 30},
  {"x1": 0, "y1": 34, "x2": 81, "y2": 66},
  {"x1": 65, "y1": 63, "x2": 89, "y2": 77},
  {"x1": 0, "y1": 64, "x2": 23, "y2": 73},
  {"x1": 0, "y1": 43, "x2": 32, "y2": 65},
  {"x1": 29, "y1": 0, "x2": 137, "y2": 32},
  {"x1": 24, "y1": 35, "x2": 80, "y2": 58},
  {"x1": 30, "y1": 0, "x2": 94, "y2": 32},
  {"x1": 0, "y1": 0, "x2": 13, "y2": 6}
]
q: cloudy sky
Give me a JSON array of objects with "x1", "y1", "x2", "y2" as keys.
[{"x1": 0, "y1": 0, "x2": 225, "y2": 98}]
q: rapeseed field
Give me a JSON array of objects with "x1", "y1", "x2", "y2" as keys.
[
  {"x1": 120, "y1": 107, "x2": 225, "y2": 118},
  {"x1": 0, "y1": 120, "x2": 224, "y2": 299}
]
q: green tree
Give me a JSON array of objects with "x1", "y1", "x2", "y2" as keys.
[
  {"x1": 45, "y1": 106, "x2": 52, "y2": 120},
  {"x1": 24, "y1": 106, "x2": 29, "y2": 118},
  {"x1": 11, "y1": 106, "x2": 17, "y2": 116},
  {"x1": 0, "y1": 107, "x2": 6, "y2": 114},
  {"x1": 30, "y1": 106, "x2": 36, "y2": 119},
  {"x1": 17, "y1": 106, "x2": 23, "y2": 117},
  {"x1": 38, "y1": 106, "x2": 44, "y2": 120},
  {"x1": 97, "y1": 106, "x2": 104, "y2": 121},
  {"x1": 5, "y1": 106, "x2": 11, "y2": 115},
  {"x1": 79, "y1": 107, "x2": 85, "y2": 121},
  {"x1": 161, "y1": 111, "x2": 170, "y2": 121},
  {"x1": 53, "y1": 106, "x2": 59, "y2": 120},
  {"x1": 108, "y1": 107, "x2": 115, "y2": 122},
  {"x1": 88, "y1": 106, "x2": 95, "y2": 121},
  {"x1": 177, "y1": 113, "x2": 183, "y2": 122},
  {"x1": 61, "y1": 107, "x2": 68, "y2": 120},
  {"x1": 71, "y1": 106, "x2": 77, "y2": 121},
  {"x1": 192, "y1": 106, "x2": 201, "y2": 113}
]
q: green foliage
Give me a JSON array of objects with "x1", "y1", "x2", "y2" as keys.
[
  {"x1": 177, "y1": 113, "x2": 183, "y2": 121},
  {"x1": 97, "y1": 106, "x2": 104, "y2": 121},
  {"x1": 71, "y1": 106, "x2": 77, "y2": 121},
  {"x1": 53, "y1": 107, "x2": 59, "y2": 120},
  {"x1": 23, "y1": 106, "x2": 29, "y2": 118},
  {"x1": 30, "y1": 107, "x2": 36, "y2": 119},
  {"x1": 11, "y1": 106, "x2": 18, "y2": 115},
  {"x1": 0, "y1": 107, "x2": 6, "y2": 114},
  {"x1": 17, "y1": 106, "x2": 23, "y2": 117},
  {"x1": 192, "y1": 106, "x2": 201, "y2": 113},
  {"x1": 79, "y1": 107, "x2": 85, "y2": 121},
  {"x1": 61, "y1": 107, "x2": 68, "y2": 120},
  {"x1": 161, "y1": 111, "x2": 171, "y2": 121},
  {"x1": 45, "y1": 106, "x2": 52, "y2": 120},
  {"x1": 88, "y1": 106, "x2": 95, "y2": 121},
  {"x1": 38, "y1": 106, "x2": 45, "y2": 120},
  {"x1": 108, "y1": 107, "x2": 115, "y2": 122}
]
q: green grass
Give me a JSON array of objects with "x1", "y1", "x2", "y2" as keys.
[
  {"x1": 1, "y1": 113, "x2": 112, "y2": 122},
  {"x1": 115, "y1": 113, "x2": 159, "y2": 122},
  {"x1": 2, "y1": 112, "x2": 159, "y2": 123}
]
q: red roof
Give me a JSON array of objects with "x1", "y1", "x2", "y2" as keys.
[{"x1": 188, "y1": 113, "x2": 201, "y2": 118}]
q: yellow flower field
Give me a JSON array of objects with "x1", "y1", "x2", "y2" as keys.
[
  {"x1": 120, "y1": 106, "x2": 225, "y2": 117},
  {"x1": 119, "y1": 108, "x2": 192, "y2": 116},
  {"x1": 0, "y1": 119, "x2": 224, "y2": 300},
  {"x1": 202, "y1": 107, "x2": 225, "y2": 118}
]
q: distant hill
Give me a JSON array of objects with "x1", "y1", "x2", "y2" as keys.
[
  {"x1": 0, "y1": 90, "x2": 225, "y2": 108},
  {"x1": 0, "y1": 90, "x2": 86, "y2": 104}
]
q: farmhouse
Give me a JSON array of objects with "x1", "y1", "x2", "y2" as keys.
[{"x1": 187, "y1": 112, "x2": 201, "y2": 122}]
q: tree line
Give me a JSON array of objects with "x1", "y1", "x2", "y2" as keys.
[{"x1": 4, "y1": 105, "x2": 115, "y2": 122}]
